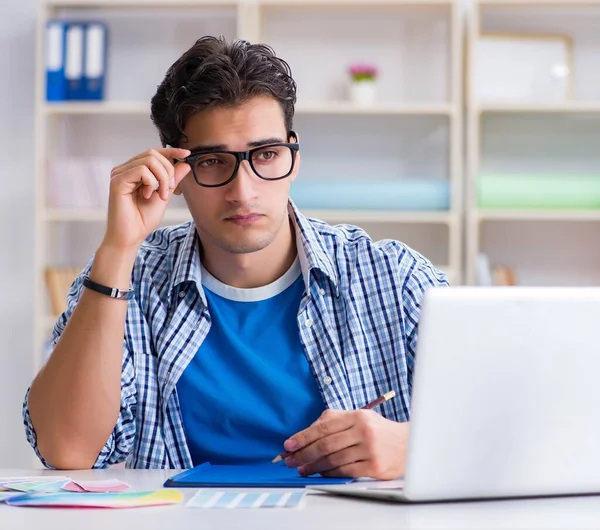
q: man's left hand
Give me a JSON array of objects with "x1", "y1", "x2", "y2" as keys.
[{"x1": 282, "y1": 409, "x2": 409, "y2": 479}]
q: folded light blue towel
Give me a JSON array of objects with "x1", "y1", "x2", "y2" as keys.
[{"x1": 290, "y1": 179, "x2": 450, "y2": 211}]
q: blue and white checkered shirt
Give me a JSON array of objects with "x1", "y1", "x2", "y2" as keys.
[{"x1": 23, "y1": 202, "x2": 448, "y2": 469}]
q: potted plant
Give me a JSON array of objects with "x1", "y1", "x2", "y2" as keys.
[{"x1": 348, "y1": 62, "x2": 378, "y2": 105}]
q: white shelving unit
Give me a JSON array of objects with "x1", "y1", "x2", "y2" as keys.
[
  {"x1": 35, "y1": 0, "x2": 463, "y2": 374},
  {"x1": 257, "y1": 0, "x2": 463, "y2": 284},
  {"x1": 466, "y1": 0, "x2": 600, "y2": 286}
]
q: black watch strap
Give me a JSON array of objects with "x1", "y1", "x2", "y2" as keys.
[{"x1": 83, "y1": 275, "x2": 134, "y2": 301}]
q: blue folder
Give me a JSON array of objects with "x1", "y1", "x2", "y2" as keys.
[
  {"x1": 45, "y1": 20, "x2": 67, "y2": 101},
  {"x1": 163, "y1": 462, "x2": 354, "y2": 488},
  {"x1": 65, "y1": 23, "x2": 86, "y2": 100},
  {"x1": 82, "y1": 22, "x2": 107, "y2": 100}
]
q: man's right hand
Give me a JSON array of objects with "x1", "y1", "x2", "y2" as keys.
[
  {"x1": 103, "y1": 147, "x2": 191, "y2": 252},
  {"x1": 28, "y1": 147, "x2": 191, "y2": 470}
]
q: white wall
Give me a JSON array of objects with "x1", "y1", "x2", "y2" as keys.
[
  {"x1": 0, "y1": 0, "x2": 474, "y2": 468},
  {"x1": 0, "y1": 0, "x2": 37, "y2": 466}
]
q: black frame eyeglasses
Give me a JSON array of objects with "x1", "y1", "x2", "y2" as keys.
[{"x1": 174, "y1": 132, "x2": 300, "y2": 188}]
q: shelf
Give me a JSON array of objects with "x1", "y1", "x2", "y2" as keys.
[
  {"x1": 44, "y1": 0, "x2": 236, "y2": 7},
  {"x1": 297, "y1": 101, "x2": 455, "y2": 116},
  {"x1": 259, "y1": 0, "x2": 454, "y2": 6},
  {"x1": 478, "y1": 0, "x2": 600, "y2": 6},
  {"x1": 42, "y1": 100, "x2": 455, "y2": 117},
  {"x1": 45, "y1": 208, "x2": 454, "y2": 224},
  {"x1": 45, "y1": 0, "x2": 455, "y2": 4},
  {"x1": 475, "y1": 102, "x2": 600, "y2": 114},
  {"x1": 45, "y1": 208, "x2": 192, "y2": 223},
  {"x1": 44, "y1": 265, "x2": 458, "y2": 328},
  {"x1": 43, "y1": 101, "x2": 150, "y2": 115},
  {"x1": 476, "y1": 210, "x2": 600, "y2": 221},
  {"x1": 305, "y1": 210, "x2": 455, "y2": 224}
]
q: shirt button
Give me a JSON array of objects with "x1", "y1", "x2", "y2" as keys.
[
  {"x1": 305, "y1": 319, "x2": 313, "y2": 328},
  {"x1": 178, "y1": 291, "x2": 186, "y2": 298},
  {"x1": 324, "y1": 376, "x2": 332, "y2": 385},
  {"x1": 318, "y1": 288, "x2": 325, "y2": 296}
]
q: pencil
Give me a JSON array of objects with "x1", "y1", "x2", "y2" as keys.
[{"x1": 271, "y1": 390, "x2": 396, "y2": 464}]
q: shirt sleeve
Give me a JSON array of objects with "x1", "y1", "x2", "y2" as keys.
[
  {"x1": 22, "y1": 258, "x2": 138, "y2": 469},
  {"x1": 402, "y1": 255, "x2": 449, "y2": 393}
]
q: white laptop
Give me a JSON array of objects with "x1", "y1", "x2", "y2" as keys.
[{"x1": 310, "y1": 287, "x2": 600, "y2": 502}]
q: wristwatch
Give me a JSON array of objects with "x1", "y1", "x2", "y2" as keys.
[{"x1": 83, "y1": 275, "x2": 134, "y2": 301}]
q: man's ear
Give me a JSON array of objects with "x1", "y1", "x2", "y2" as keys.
[{"x1": 287, "y1": 130, "x2": 300, "y2": 182}]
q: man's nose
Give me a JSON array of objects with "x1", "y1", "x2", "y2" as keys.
[{"x1": 225, "y1": 160, "x2": 259, "y2": 203}]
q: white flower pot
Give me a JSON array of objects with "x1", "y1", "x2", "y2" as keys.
[{"x1": 350, "y1": 81, "x2": 377, "y2": 105}]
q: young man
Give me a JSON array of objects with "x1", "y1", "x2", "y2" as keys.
[{"x1": 24, "y1": 36, "x2": 447, "y2": 479}]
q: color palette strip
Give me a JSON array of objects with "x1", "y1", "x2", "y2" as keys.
[
  {"x1": 0, "y1": 478, "x2": 70, "y2": 493},
  {"x1": 187, "y1": 490, "x2": 306, "y2": 509},
  {"x1": 0, "y1": 492, "x2": 22, "y2": 502},
  {"x1": 63, "y1": 479, "x2": 131, "y2": 493},
  {"x1": 5, "y1": 489, "x2": 183, "y2": 508}
]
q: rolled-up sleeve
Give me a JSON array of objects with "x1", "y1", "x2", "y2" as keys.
[{"x1": 23, "y1": 259, "x2": 138, "y2": 469}]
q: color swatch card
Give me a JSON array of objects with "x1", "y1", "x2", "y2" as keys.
[
  {"x1": 62, "y1": 479, "x2": 131, "y2": 493},
  {"x1": 0, "y1": 492, "x2": 22, "y2": 502},
  {"x1": 187, "y1": 490, "x2": 306, "y2": 509},
  {"x1": 6, "y1": 490, "x2": 183, "y2": 509},
  {"x1": 0, "y1": 477, "x2": 70, "y2": 493},
  {"x1": 0, "y1": 476, "x2": 70, "y2": 485}
]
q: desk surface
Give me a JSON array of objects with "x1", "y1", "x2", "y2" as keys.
[{"x1": 3, "y1": 469, "x2": 600, "y2": 530}]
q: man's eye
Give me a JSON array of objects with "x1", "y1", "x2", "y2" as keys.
[
  {"x1": 256, "y1": 150, "x2": 277, "y2": 161},
  {"x1": 198, "y1": 158, "x2": 220, "y2": 167}
]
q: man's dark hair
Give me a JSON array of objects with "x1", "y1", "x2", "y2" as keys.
[{"x1": 150, "y1": 36, "x2": 297, "y2": 148}]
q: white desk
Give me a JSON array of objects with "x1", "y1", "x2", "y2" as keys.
[{"x1": 3, "y1": 469, "x2": 600, "y2": 530}]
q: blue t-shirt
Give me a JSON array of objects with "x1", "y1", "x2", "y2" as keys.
[{"x1": 176, "y1": 258, "x2": 325, "y2": 466}]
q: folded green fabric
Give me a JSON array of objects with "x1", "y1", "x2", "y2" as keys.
[{"x1": 478, "y1": 173, "x2": 600, "y2": 210}]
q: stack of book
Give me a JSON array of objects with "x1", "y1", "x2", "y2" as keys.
[
  {"x1": 476, "y1": 253, "x2": 518, "y2": 286},
  {"x1": 45, "y1": 267, "x2": 81, "y2": 316},
  {"x1": 492, "y1": 265, "x2": 518, "y2": 286}
]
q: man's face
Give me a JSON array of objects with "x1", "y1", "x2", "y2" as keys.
[{"x1": 177, "y1": 96, "x2": 299, "y2": 255}]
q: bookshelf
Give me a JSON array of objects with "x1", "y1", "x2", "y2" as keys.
[
  {"x1": 43, "y1": 100, "x2": 457, "y2": 116},
  {"x1": 35, "y1": 0, "x2": 463, "y2": 376},
  {"x1": 466, "y1": 0, "x2": 600, "y2": 286}
]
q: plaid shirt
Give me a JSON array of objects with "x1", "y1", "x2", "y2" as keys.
[{"x1": 23, "y1": 202, "x2": 448, "y2": 469}]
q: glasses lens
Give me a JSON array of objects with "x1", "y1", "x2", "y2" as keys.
[
  {"x1": 251, "y1": 145, "x2": 294, "y2": 180},
  {"x1": 193, "y1": 152, "x2": 237, "y2": 186}
]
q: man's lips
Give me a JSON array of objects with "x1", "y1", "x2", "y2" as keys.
[
  {"x1": 225, "y1": 213, "x2": 262, "y2": 220},
  {"x1": 224, "y1": 213, "x2": 264, "y2": 224}
]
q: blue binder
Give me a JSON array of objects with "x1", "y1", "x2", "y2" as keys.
[
  {"x1": 64, "y1": 23, "x2": 85, "y2": 100},
  {"x1": 163, "y1": 462, "x2": 354, "y2": 488},
  {"x1": 83, "y1": 22, "x2": 107, "y2": 100},
  {"x1": 45, "y1": 20, "x2": 67, "y2": 101}
]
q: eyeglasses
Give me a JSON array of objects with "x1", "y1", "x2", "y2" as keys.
[{"x1": 176, "y1": 136, "x2": 300, "y2": 188}]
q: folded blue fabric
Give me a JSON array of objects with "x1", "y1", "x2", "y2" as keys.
[
  {"x1": 164, "y1": 462, "x2": 354, "y2": 488},
  {"x1": 290, "y1": 179, "x2": 450, "y2": 211}
]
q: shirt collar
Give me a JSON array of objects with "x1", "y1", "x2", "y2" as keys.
[
  {"x1": 170, "y1": 222, "x2": 206, "y2": 306},
  {"x1": 288, "y1": 200, "x2": 340, "y2": 297},
  {"x1": 168, "y1": 200, "x2": 340, "y2": 302}
]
